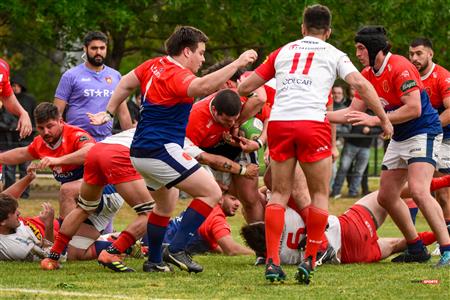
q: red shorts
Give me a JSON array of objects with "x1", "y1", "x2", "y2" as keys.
[
  {"x1": 338, "y1": 204, "x2": 381, "y2": 263},
  {"x1": 84, "y1": 143, "x2": 142, "y2": 186},
  {"x1": 267, "y1": 120, "x2": 331, "y2": 162}
]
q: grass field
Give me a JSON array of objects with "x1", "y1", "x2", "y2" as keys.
[{"x1": 0, "y1": 181, "x2": 449, "y2": 299}]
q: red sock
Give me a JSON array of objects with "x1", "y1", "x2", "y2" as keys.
[
  {"x1": 51, "y1": 232, "x2": 71, "y2": 255},
  {"x1": 304, "y1": 206, "x2": 328, "y2": 268},
  {"x1": 112, "y1": 231, "x2": 136, "y2": 253},
  {"x1": 418, "y1": 231, "x2": 436, "y2": 246},
  {"x1": 265, "y1": 203, "x2": 285, "y2": 266},
  {"x1": 300, "y1": 205, "x2": 310, "y2": 222},
  {"x1": 430, "y1": 175, "x2": 450, "y2": 192}
]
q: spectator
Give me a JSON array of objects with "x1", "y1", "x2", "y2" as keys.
[{"x1": 2, "y1": 75, "x2": 36, "y2": 198}]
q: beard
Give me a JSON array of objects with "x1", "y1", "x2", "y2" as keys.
[
  {"x1": 87, "y1": 53, "x2": 105, "y2": 67},
  {"x1": 418, "y1": 60, "x2": 429, "y2": 73}
]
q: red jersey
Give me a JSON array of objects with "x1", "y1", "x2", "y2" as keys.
[
  {"x1": 358, "y1": 53, "x2": 441, "y2": 141},
  {"x1": 27, "y1": 123, "x2": 95, "y2": 183},
  {"x1": 197, "y1": 205, "x2": 231, "y2": 250},
  {"x1": 19, "y1": 216, "x2": 60, "y2": 241},
  {"x1": 0, "y1": 58, "x2": 13, "y2": 98}
]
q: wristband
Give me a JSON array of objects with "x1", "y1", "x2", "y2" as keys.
[
  {"x1": 239, "y1": 164, "x2": 247, "y2": 175},
  {"x1": 256, "y1": 139, "x2": 263, "y2": 149},
  {"x1": 106, "y1": 110, "x2": 114, "y2": 118}
]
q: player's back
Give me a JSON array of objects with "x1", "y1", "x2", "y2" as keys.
[{"x1": 264, "y1": 36, "x2": 356, "y2": 122}]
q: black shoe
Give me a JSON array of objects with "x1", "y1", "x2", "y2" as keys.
[
  {"x1": 163, "y1": 246, "x2": 203, "y2": 273},
  {"x1": 316, "y1": 246, "x2": 340, "y2": 266},
  {"x1": 295, "y1": 256, "x2": 314, "y2": 285},
  {"x1": 265, "y1": 259, "x2": 286, "y2": 282},
  {"x1": 391, "y1": 248, "x2": 431, "y2": 263},
  {"x1": 143, "y1": 260, "x2": 173, "y2": 272}
]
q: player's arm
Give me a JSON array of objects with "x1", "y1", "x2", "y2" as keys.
[
  {"x1": 2, "y1": 171, "x2": 36, "y2": 199},
  {"x1": 188, "y1": 50, "x2": 258, "y2": 97},
  {"x1": 238, "y1": 72, "x2": 268, "y2": 97},
  {"x1": 37, "y1": 142, "x2": 95, "y2": 169},
  {"x1": 216, "y1": 234, "x2": 255, "y2": 256},
  {"x1": 2, "y1": 93, "x2": 32, "y2": 139},
  {"x1": 116, "y1": 100, "x2": 133, "y2": 130},
  {"x1": 53, "y1": 98, "x2": 67, "y2": 118},
  {"x1": 439, "y1": 96, "x2": 450, "y2": 127},
  {"x1": 0, "y1": 147, "x2": 34, "y2": 165},
  {"x1": 344, "y1": 72, "x2": 392, "y2": 136},
  {"x1": 197, "y1": 152, "x2": 258, "y2": 178},
  {"x1": 326, "y1": 97, "x2": 367, "y2": 124},
  {"x1": 235, "y1": 87, "x2": 267, "y2": 126},
  {"x1": 38, "y1": 202, "x2": 55, "y2": 243}
]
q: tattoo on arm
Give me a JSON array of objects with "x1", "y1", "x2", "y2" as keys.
[{"x1": 223, "y1": 162, "x2": 232, "y2": 170}]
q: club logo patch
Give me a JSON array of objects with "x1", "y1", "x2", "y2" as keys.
[{"x1": 400, "y1": 80, "x2": 417, "y2": 92}]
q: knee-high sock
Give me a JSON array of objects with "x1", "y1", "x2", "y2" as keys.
[
  {"x1": 304, "y1": 206, "x2": 328, "y2": 268},
  {"x1": 50, "y1": 232, "x2": 71, "y2": 257},
  {"x1": 430, "y1": 175, "x2": 450, "y2": 191},
  {"x1": 264, "y1": 203, "x2": 285, "y2": 266},
  {"x1": 147, "y1": 212, "x2": 170, "y2": 263},
  {"x1": 169, "y1": 199, "x2": 213, "y2": 253},
  {"x1": 418, "y1": 231, "x2": 436, "y2": 246},
  {"x1": 405, "y1": 198, "x2": 418, "y2": 225}
]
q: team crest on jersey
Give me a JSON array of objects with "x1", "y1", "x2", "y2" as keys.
[
  {"x1": 182, "y1": 152, "x2": 192, "y2": 161},
  {"x1": 79, "y1": 135, "x2": 89, "y2": 142},
  {"x1": 105, "y1": 76, "x2": 112, "y2": 84},
  {"x1": 382, "y1": 80, "x2": 390, "y2": 92}
]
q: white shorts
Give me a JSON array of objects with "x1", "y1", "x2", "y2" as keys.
[
  {"x1": 235, "y1": 150, "x2": 259, "y2": 165},
  {"x1": 436, "y1": 138, "x2": 450, "y2": 173},
  {"x1": 131, "y1": 143, "x2": 200, "y2": 190},
  {"x1": 382, "y1": 133, "x2": 442, "y2": 170},
  {"x1": 183, "y1": 138, "x2": 204, "y2": 159},
  {"x1": 86, "y1": 188, "x2": 124, "y2": 232}
]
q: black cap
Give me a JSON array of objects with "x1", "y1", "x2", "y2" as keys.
[{"x1": 355, "y1": 26, "x2": 388, "y2": 67}]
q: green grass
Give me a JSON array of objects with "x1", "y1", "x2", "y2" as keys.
[{"x1": 0, "y1": 185, "x2": 449, "y2": 299}]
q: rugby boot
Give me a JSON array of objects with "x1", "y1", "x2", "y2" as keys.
[
  {"x1": 143, "y1": 260, "x2": 174, "y2": 272},
  {"x1": 391, "y1": 247, "x2": 431, "y2": 263},
  {"x1": 98, "y1": 250, "x2": 135, "y2": 272},
  {"x1": 40, "y1": 258, "x2": 60, "y2": 270},
  {"x1": 296, "y1": 256, "x2": 315, "y2": 285},
  {"x1": 265, "y1": 258, "x2": 286, "y2": 282},
  {"x1": 163, "y1": 246, "x2": 203, "y2": 273},
  {"x1": 434, "y1": 251, "x2": 450, "y2": 268}
]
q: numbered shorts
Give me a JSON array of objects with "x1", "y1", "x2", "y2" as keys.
[
  {"x1": 382, "y1": 133, "x2": 442, "y2": 170},
  {"x1": 338, "y1": 204, "x2": 381, "y2": 264},
  {"x1": 131, "y1": 143, "x2": 201, "y2": 191},
  {"x1": 84, "y1": 143, "x2": 142, "y2": 186},
  {"x1": 436, "y1": 138, "x2": 450, "y2": 174},
  {"x1": 268, "y1": 120, "x2": 331, "y2": 163}
]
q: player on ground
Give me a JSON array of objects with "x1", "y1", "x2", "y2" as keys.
[
  {"x1": 40, "y1": 128, "x2": 155, "y2": 272},
  {"x1": 409, "y1": 37, "x2": 450, "y2": 233},
  {"x1": 330, "y1": 26, "x2": 450, "y2": 268},
  {"x1": 0, "y1": 58, "x2": 32, "y2": 139},
  {"x1": 238, "y1": 5, "x2": 392, "y2": 283},
  {"x1": 88, "y1": 26, "x2": 257, "y2": 273}
]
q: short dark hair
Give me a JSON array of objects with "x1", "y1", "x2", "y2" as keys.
[
  {"x1": 165, "y1": 26, "x2": 209, "y2": 56},
  {"x1": 34, "y1": 102, "x2": 60, "y2": 124},
  {"x1": 211, "y1": 89, "x2": 242, "y2": 116},
  {"x1": 202, "y1": 58, "x2": 246, "y2": 82},
  {"x1": 0, "y1": 193, "x2": 18, "y2": 223},
  {"x1": 241, "y1": 223, "x2": 266, "y2": 257},
  {"x1": 410, "y1": 37, "x2": 433, "y2": 49},
  {"x1": 303, "y1": 4, "x2": 331, "y2": 34},
  {"x1": 83, "y1": 31, "x2": 108, "y2": 47}
]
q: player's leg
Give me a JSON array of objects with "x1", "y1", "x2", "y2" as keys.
[
  {"x1": 377, "y1": 238, "x2": 406, "y2": 260},
  {"x1": 232, "y1": 175, "x2": 265, "y2": 223},
  {"x1": 41, "y1": 181, "x2": 103, "y2": 270},
  {"x1": 436, "y1": 138, "x2": 450, "y2": 231},
  {"x1": 408, "y1": 162, "x2": 450, "y2": 267},
  {"x1": 162, "y1": 167, "x2": 222, "y2": 273},
  {"x1": 354, "y1": 191, "x2": 388, "y2": 228},
  {"x1": 58, "y1": 180, "x2": 81, "y2": 218}
]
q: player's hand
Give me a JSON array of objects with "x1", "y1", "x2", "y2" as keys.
[
  {"x1": 26, "y1": 163, "x2": 38, "y2": 179},
  {"x1": 87, "y1": 111, "x2": 112, "y2": 126},
  {"x1": 223, "y1": 132, "x2": 240, "y2": 147},
  {"x1": 37, "y1": 157, "x2": 61, "y2": 169},
  {"x1": 345, "y1": 111, "x2": 378, "y2": 127},
  {"x1": 244, "y1": 163, "x2": 259, "y2": 178},
  {"x1": 235, "y1": 50, "x2": 258, "y2": 68},
  {"x1": 17, "y1": 111, "x2": 33, "y2": 139},
  {"x1": 238, "y1": 136, "x2": 259, "y2": 153},
  {"x1": 331, "y1": 145, "x2": 339, "y2": 162},
  {"x1": 38, "y1": 202, "x2": 55, "y2": 227},
  {"x1": 264, "y1": 147, "x2": 270, "y2": 166},
  {"x1": 379, "y1": 118, "x2": 393, "y2": 140}
]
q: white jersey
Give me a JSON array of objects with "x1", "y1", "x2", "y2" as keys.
[
  {"x1": 280, "y1": 207, "x2": 341, "y2": 265},
  {"x1": 100, "y1": 128, "x2": 136, "y2": 148},
  {"x1": 255, "y1": 36, "x2": 358, "y2": 121},
  {"x1": 0, "y1": 221, "x2": 43, "y2": 261}
]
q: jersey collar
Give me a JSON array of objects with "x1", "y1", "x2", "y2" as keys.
[
  {"x1": 373, "y1": 52, "x2": 392, "y2": 77},
  {"x1": 421, "y1": 63, "x2": 435, "y2": 81},
  {"x1": 166, "y1": 56, "x2": 185, "y2": 69}
]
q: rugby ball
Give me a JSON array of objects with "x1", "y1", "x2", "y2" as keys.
[{"x1": 240, "y1": 117, "x2": 263, "y2": 140}]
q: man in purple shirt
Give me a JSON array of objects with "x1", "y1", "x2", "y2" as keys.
[{"x1": 54, "y1": 31, "x2": 131, "y2": 142}]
